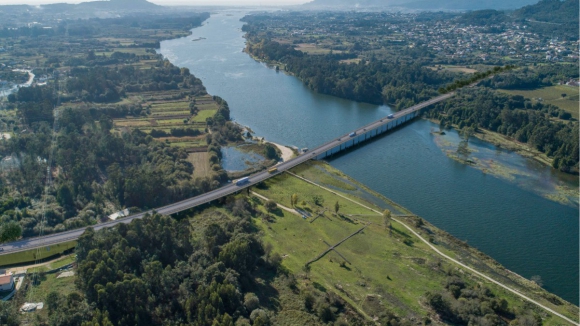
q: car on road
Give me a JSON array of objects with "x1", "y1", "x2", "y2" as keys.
[{"x1": 234, "y1": 177, "x2": 250, "y2": 186}]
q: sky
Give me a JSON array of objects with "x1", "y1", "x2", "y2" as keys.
[{"x1": 0, "y1": 0, "x2": 309, "y2": 5}]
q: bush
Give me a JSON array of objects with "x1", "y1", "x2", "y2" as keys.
[
  {"x1": 264, "y1": 200, "x2": 277, "y2": 212},
  {"x1": 250, "y1": 309, "x2": 269, "y2": 325},
  {"x1": 244, "y1": 293, "x2": 260, "y2": 311}
]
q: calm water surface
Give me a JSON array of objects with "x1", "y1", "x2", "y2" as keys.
[
  {"x1": 221, "y1": 145, "x2": 265, "y2": 171},
  {"x1": 160, "y1": 11, "x2": 579, "y2": 304}
]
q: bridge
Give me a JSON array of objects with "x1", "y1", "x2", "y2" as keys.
[{"x1": 0, "y1": 92, "x2": 454, "y2": 257}]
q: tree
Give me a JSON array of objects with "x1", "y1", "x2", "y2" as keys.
[
  {"x1": 0, "y1": 301, "x2": 20, "y2": 326},
  {"x1": 383, "y1": 209, "x2": 391, "y2": 229},
  {"x1": 291, "y1": 193, "x2": 298, "y2": 207},
  {"x1": 0, "y1": 222, "x2": 22, "y2": 243},
  {"x1": 334, "y1": 201, "x2": 340, "y2": 215},
  {"x1": 46, "y1": 291, "x2": 62, "y2": 316},
  {"x1": 265, "y1": 200, "x2": 277, "y2": 212},
  {"x1": 57, "y1": 183, "x2": 74, "y2": 208},
  {"x1": 264, "y1": 144, "x2": 279, "y2": 160},
  {"x1": 244, "y1": 293, "x2": 260, "y2": 311},
  {"x1": 312, "y1": 195, "x2": 324, "y2": 206},
  {"x1": 461, "y1": 126, "x2": 475, "y2": 143}
]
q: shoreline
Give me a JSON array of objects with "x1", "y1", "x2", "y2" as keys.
[
  {"x1": 242, "y1": 35, "x2": 571, "y2": 177},
  {"x1": 428, "y1": 117, "x2": 561, "y2": 169},
  {"x1": 167, "y1": 17, "x2": 579, "y2": 306},
  {"x1": 267, "y1": 140, "x2": 295, "y2": 162}
]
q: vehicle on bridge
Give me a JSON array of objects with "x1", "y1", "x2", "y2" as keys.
[
  {"x1": 349, "y1": 131, "x2": 357, "y2": 137},
  {"x1": 387, "y1": 114, "x2": 394, "y2": 119},
  {"x1": 268, "y1": 167, "x2": 278, "y2": 173},
  {"x1": 235, "y1": 177, "x2": 250, "y2": 186}
]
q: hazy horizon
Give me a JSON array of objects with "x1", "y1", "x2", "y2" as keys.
[{"x1": 0, "y1": 0, "x2": 309, "y2": 5}]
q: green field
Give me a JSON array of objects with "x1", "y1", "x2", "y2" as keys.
[
  {"x1": 169, "y1": 139, "x2": 207, "y2": 148},
  {"x1": 252, "y1": 162, "x2": 578, "y2": 324},
  {"x1": 192, "y1": 109, "x2": 216, "y2": 123},
  {"x1": 0, "y1": 241, "x2": 77, "y2": 267},
  {"x1": 27, "y1": 272, "x2": 78, "y2": 319},
  {"x1": 428, "y1": 65, "x2": 478, "y2": 74},
  {"x1": 28, "y1": 255, "x2": 75, "y2": 274},
  {"x1": 500, "y1": 85, "x2": 579, "y2": 119},
  {"x1": 150, "y1": 110, "x2": 190, "y2": 116},
  {"x1": 195, "y1": 102, "x2": 219, "y2": 110},
  {"x1": 150, "y1": 101, "x2": 190, "y2": 111}
]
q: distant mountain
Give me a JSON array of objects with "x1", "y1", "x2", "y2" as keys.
[
  {"x1": 76, "y1": 0, "x2": 159, "y2": 10},
  {"x1": 304, "y1": 0, "x2": 539, "y2": 11}
]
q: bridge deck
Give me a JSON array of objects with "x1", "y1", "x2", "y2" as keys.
[{"x1": 0, "y1": 92, "x2": 454, "y2": 256}]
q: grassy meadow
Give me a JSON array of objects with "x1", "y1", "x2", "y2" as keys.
[
  {"x1": 500, "y1": 85, "x2": 579, "y2": 119},
  {"x1": 251, "y1": 161, "x2": 579, "y2": 324}
]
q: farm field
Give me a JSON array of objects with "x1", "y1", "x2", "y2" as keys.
[
  {"x1": 428, "y1": 65, "x2": 478, "y2": 74},
  {"x1": 112, "y1": 95, "x2": 217, "y2": 153},
  {"x1": 188, "y1": 152, "x2": 210, "y2": 178},
  {"x1": 499, "y1": 85, "x2": 579, "y2": 119}
]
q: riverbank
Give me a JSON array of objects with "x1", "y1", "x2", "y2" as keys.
[
  {"x1": 253, "y1": 160, "x2": 579, "y2": 325},
  {"x1": 432, "y1": 118, "x2": 554, "y2": 167},
  {"x1": 159, "y1": 12, "x2": 578, "y2": 304},
  {"x1": 428, "y1": 118, "x2": 579, "y2": 207},
  {"x1": 268, "y1": 141, "x2": 294, "y2": 162}
]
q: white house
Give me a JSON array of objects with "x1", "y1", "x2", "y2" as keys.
[{"x1": 0, "y1": 272, "x2": 14, "y2": 291}]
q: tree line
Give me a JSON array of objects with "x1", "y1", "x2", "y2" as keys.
[
  {"x1": 244, "y1": 38, "x2": 455, "y2": 110},
  {"x1": 439, "y1": 65, "x2": 517, "y2": 94}
]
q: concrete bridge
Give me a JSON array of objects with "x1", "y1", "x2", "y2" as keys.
[
  {"x1": 0, "y1": 92, "x2": 454, "y2": 256},
  {"x1": 314, "y1": 92, "x2": 454, "y2": 160}
]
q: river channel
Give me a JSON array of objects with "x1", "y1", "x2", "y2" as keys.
[{"x1": 159, "y1": 10, "x2": 579, "y2": 304}]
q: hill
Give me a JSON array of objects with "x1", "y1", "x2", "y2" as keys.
[
  {"x1": 513, "y1": 0, "x2": 579, "y2": 40},
  {"x1": 304, "y1": 0, "x2": 539, "y2": 10},
  {"x1": 77, "y1": 0, "x2": 159, "y2": 10}
]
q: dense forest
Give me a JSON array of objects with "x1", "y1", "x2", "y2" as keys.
[
  {"x1": 243, "y1": 37, "x2": 455, "y2": 109},
  {"x1": 428, "y1": 88, "x2": 579, "y2": 173}
]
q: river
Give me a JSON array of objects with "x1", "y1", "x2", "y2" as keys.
[{"x1": 159, "y1": 10, "x2": 579, "y2": 304}]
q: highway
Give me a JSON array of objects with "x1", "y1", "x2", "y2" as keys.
[{"x1": 0, "y1": 92, "x2": 454, "y2": 256}]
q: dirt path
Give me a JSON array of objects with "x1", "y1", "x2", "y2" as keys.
[
  {"x1": 267, "y1": 141, "x2": 294, "y2": 162},
  {"x1": 285, "y1": 171, "x2": 579, "y2": 325}
]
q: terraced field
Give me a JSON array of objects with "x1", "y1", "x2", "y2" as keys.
[{"x1": 112, "y1": 93, "x2": 217, "y2": 158}]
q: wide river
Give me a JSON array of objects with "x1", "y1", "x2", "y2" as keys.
[{"x1": 160, "y1": 11, "x2": 579, "y2": 304}]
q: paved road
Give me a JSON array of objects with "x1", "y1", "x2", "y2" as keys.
[{"x1": 0, "y1": 93, "x2": 454, "y2": 256}]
